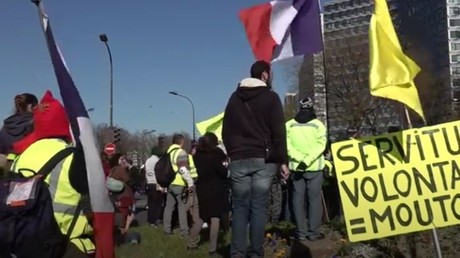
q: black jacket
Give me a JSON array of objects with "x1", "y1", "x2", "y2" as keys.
[{"x1": 222, "y1": 78, "x2": 288, "y2": 164}]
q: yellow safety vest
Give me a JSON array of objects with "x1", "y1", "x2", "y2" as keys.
[
  {"x1": 169, "y1": 144, "x2": 185, "y2": 186},
  {"x1": 286, "y1": 118, "x2": 327, "y2": 172},
  {"x1": 12, "y1": 139, "x2": 95, "y2": 253},
  {"x1": 189, "y1": 154, "x2": 198, "y2": 180},
  {"x1": 168, "y1": 144, "x2": 193, "y2": 187}
]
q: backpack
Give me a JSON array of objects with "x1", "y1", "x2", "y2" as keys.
[
  {"x1": 154, "y1": 148, "x2": 180, "y2": 188},
  {"x1": 0, "y1": 147, "x2": 82, "y2": 258}
]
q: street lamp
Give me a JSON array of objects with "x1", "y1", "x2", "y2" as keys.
[
  {"x1": 168, "y1": 91, "x2": 196, "y2": 141},
  {"x1": 99, "y1": 33, "x2": 114, "y2": 128}
]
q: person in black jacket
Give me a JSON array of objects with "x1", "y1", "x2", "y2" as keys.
[
  {"x1": 222, "y1": 60, "x2": 290, "y2": 258},
  {"x1": 187, "y1": 133, "x2": 230, "y2": 257}
]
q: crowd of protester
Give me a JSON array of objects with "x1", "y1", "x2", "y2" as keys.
[{"x1": 0, "y1": 61, "x2": 343, "y2": 258}]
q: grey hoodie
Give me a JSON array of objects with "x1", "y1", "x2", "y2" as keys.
[{"x1": 0, "y1": 112, "x2": 34, "y2": 154}]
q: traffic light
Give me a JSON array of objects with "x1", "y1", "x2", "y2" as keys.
[{"x1": 113, "y1": 127, "x2": 121, "y2": 144}]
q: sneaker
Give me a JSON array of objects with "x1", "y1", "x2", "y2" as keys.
[{"x1": 202, "y1": 223, "x2": 209, "y2": 229}]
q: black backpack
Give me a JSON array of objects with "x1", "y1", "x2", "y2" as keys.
[
  {"x1": 154, "y1": 148, "x2": 180, "y2": 188},
  {"x1": 0, "y1": 147, "x2": 82, "y2": 258}
]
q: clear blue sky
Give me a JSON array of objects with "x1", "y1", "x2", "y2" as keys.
[{"x1": 1, "y1": 0, "x2": 328, "y2": 135}]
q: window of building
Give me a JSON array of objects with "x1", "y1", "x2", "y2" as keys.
[
  {"x1": 451, "y1": 31, "x2": 460, "y2": 39},
  {"x1": 453, "y1": 78, "x2": 460, "y2": 87},
  {"x1": 450, "y1": 19, "x2": 460, "y2": 27},
  {"x1": 452, "y1": 43, "x2": 460, "y2": 51},
  {"x1": 449, "y1": 7, "x2": 460, "y2": 16},
  {"x1": 452, "y1": 87, "x2": 460, "y2": 101},
  {"x1": 452, "y1": 54, "x2": 460, "y2": 62},
  {"x1": 453, "y1": 67, "x2": 460, "y2": 74}
]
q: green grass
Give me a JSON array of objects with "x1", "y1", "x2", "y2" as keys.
[
  {"x1": 116, "y1": 223, "x2": 296, "y2": 258},
  {"x1": 116, "y1": 226, "x2": 231, "y2": 258}
]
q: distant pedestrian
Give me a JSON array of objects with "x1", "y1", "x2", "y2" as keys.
[
  {"x1": 110, "y1": 164, "x2": 135, "y2": 229},
  {"x1": 223, "y1": 60, "x2": 290, "y2": 258},
  {"x1": 163, "y1": 134, "x2": 194, "y2": 237},
  {"x1": 145, "y1": 146, "x2": 164, "y2": 227},
  {"x1": 188, "y1": 133, "x2": 230, "y2": 256}
]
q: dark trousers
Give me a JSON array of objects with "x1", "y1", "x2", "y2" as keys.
[{"x1": 147, "y1": 184, "x2": 165, "y2": 224}]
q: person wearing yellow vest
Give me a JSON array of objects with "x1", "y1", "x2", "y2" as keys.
[
  {"x1": 286, "y1": 97, "x2": 327, "y2": 242},
  {"x1": 163, "y1": 134, "x2": 194, "y2": 237},
  {"x1": 10, "y1": 91, "x2": 95, "y2": 257},
  {"x1": 186, "y1": 148, "x2": 201, "y2": 243}
]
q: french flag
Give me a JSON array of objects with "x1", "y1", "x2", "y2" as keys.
[
  {"x1": 239, "y1": 0, "x2": 323, "y2": 63},
  {"x1": 32, "y1": 1, "x2": 114, "y2": 257}
]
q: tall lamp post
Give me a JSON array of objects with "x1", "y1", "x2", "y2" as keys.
[
  {"x1": 168, "y1": 91, "x2": 196, "y2": 141},
  {"x1": 99, "y1": 33, "x2": 114, "y2": 128}
]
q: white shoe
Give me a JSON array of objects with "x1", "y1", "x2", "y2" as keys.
[{"x1": 202, "y1": 223, "x2": 209, "y2": 229}]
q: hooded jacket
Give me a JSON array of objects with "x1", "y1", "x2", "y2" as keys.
[
  {"x1": 0, "y1": 112, "x2": 34, "y2": 154},
  {"x1": 222, "y1": 78, "x2": 288, "y2": 164},
  {"x1": 286, "y1": 109, "x2": 327, "y2": 172}
]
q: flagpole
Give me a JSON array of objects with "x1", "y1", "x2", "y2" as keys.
[
  {"x1": 318, "y1": 0, "x2": 330, "y2": 138},
  {"x1": 404, "y1": 106, "x2": 442, "y2": 258},
  {"x1": 31, "y1": 0, "x2": 45, "y2": 31}
]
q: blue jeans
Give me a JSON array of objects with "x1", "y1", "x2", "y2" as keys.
[{"x1": 229, "y1": 158, "x2": 277, "y2": 258}]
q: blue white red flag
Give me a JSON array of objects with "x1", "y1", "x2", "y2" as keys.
[
  {"x1": 239, "y1": 0, "x2": 323, "y2": 62},
  {"x1": 33, "y1": 1, "x2": 114, "y2": 257}
]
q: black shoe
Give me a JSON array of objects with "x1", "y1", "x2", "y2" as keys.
[{"x1": 307, "y1": 233, "x2": 325, "y2": 241}]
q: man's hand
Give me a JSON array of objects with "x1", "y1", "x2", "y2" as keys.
[{"x1": 280, "y1": 164, "x2": 290, "y2": 180}]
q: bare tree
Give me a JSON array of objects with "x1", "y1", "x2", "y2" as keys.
[
  {"x1": 132, "y1": 130, "x2": 157, "y2": 165},
  {"x1": 325, "y1": 37, "x2": 396, "y2": 137}
]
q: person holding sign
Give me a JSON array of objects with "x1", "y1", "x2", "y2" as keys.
[{"x1": 286, "y1": 97, "x2": 327, "y2": 241}]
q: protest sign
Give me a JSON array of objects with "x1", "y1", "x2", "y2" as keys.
[{"x1": 331, "y1": 120, "x2": 460, "y2": 242}]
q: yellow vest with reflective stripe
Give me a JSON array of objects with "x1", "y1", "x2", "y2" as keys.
[
  {"x1": 168, "y1": 144, "x2": 187, "y2": 187},
  {"x1": 286, "y1": 118, "x2": 327, "y2": 172},
  {"x1": 12, "y1": 139, "x2": 95, "y2": 253}
]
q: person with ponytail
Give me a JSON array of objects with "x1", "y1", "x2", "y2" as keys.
[{"x1": 0, "y1": 93, "x2": 38, "y2": 157}]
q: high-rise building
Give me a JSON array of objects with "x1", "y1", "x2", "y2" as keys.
[
  {"x1": 284, "y1": 92, "x2": 299, "y2": 120},
  {"x1": 397, "y1": 0, "x2": 460, "y2": 123},
  {"x1": 299, "y1": 0, "x2": 401, "y2": 141}
]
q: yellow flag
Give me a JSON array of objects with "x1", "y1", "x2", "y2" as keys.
[
  {"x1": 369, "y1": 0, "x2": 425, "y2": 122},
  {"x1": 196, "y1": 112, "x2": 224, "y2": 141}
]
